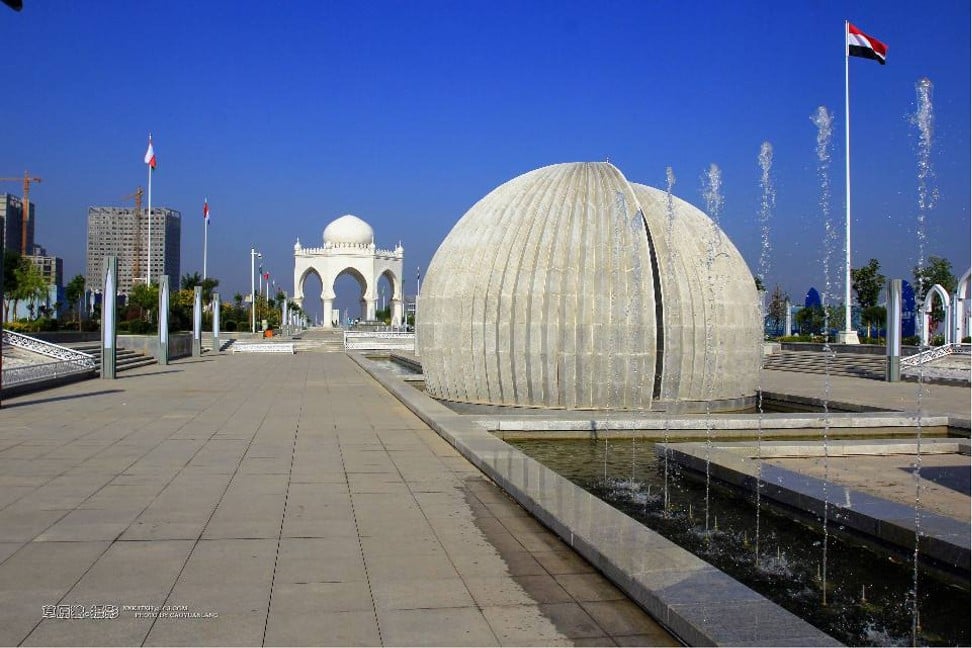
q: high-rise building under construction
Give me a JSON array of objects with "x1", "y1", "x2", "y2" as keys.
[{"x1": 85, "y1": 206, "x2": 181, "y2": 295}]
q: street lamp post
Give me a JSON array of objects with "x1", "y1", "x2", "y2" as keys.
[{"x1": 250, "y1": 247, "x2": 261, "y2": 333}]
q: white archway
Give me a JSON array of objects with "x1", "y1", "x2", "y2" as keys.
[
  {"x1": 919, "y1": 283, "x2": 951, "y2": 346},
  {"x1": 955, "y1": 269, "x2": 971, "y2": 343},
  {"x1": 293, "y1": 214, "x2": 404, "y2": 328}
]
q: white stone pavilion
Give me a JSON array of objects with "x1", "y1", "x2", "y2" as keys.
[{"x1": 293, "y1": 215, "x2": 404, "y2": 327}]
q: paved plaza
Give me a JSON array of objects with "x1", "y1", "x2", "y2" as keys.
[{"x1": 0, "y1": 351, "x2": 677, "y2": 647}]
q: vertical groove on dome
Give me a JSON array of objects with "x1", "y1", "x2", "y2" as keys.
[
  {"x1": 572, "y1": 165, "x2": 596, "y2": 407},
  {"x1": 507, "y1": 166, "x2": 556, "y2": 404},
  {"x1": 523, "y1": 166, "x2": 571, "y2": 405},
  {"x1": 495, "y1": 171, "x2": 548, "y2": 402},
  {"x1": 473, "y1": 180, "x2": 531, "y2": 403},
  {"x1": 544, "y1": 175, "x2": 569, "y2": 406}
]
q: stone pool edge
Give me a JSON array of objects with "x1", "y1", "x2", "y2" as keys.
[{"x1": 352, "y1": 353, "x2": 841, "y2": 647}]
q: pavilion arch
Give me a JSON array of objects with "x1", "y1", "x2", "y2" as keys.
[
  {"x1": 919, "y1": 283, "x2": 951, "y2": 345},
  {"x1": 292, "y1": 214, "x2": 404, "y2": 328},
  {"x1": 377, "y1": 268, "x2": 402, "y2": 315},
  {"x1": 954, "y1": 269, "x2": 971, "y2": 342},
  {"x1": 331, "y1": 266, "x2": 370, "y2": 325}
]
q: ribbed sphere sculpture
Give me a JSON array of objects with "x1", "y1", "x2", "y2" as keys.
[{"x1": 416, "y1": 162, "x2": 762, "y2": 411}]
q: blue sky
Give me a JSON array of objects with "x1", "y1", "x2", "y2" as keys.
[{"x1": 1, "y1": 1, "x2": 968, "y2": 322}]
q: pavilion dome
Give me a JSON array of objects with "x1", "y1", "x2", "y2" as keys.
[
  {"x1": 323, "y1": 214, "x2": 374, "y2": 247},
  {"x1": 416, "y1": 161, "x2": 762, "y2": 411}
]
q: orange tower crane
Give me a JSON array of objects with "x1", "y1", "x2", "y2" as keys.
[
  {"x1": 0, "y1": 171, "x2": 42, "y2": 254},
  {"x1": 122, "y1": 187, "x2": 144, "y2": 283}
]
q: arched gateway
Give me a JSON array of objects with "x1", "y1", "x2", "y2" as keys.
[{"x1": 293, "y1": 214, "x2": 404, "y2": 327}]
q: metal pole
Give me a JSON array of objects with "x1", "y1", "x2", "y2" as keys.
[
  {"x1": 886, "y1": 279, "x2": 902, "y2": 381},
  {"x1": 202, "y1": 199, "x2": 208, "y2": 280},
  {"x1": 158, "y1": 274, "x2": 169, "y2": 365},
  {"x1": 192, "y1": 286, "x2": 202, "y2": 357},
  {"x1": 147, "y1": 150, "x2": 153, "y2": 285},
  {"x1": 101, "y1": 256, "x2": 118, "y2": 379},
  {"x1": 250, "y1": 248, "x2": 256, "y2": 334},
  {"x1": 212, "y1": 292, "x2": 221, "y2": 352},
  {"x1": 841, "y1": 21, "x2": 859, "y2": 344}
]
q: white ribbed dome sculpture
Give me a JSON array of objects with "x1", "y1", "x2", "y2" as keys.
[
  {"x1": 323, "y1": 214, "x2": 374, "y2": 247},
  {"x1": 416, "y1": 162, "x2": 762, "y2": 411}
]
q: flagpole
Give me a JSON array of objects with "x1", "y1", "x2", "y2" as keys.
[
  {"x1": 146, "y1": 141, "x2": 153, "y2": 285},
  {"x1": 841, "y1": 20, "x2": 858, "y2": 343},
  {"x1": 203, "y1": 199, "x2": 208, "y2": 280}
]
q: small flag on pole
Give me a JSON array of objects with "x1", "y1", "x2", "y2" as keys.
[
  {"x1": 144, "y1": 135, "x2": 157, "y2": 169},
  {"x1": 847, "y1": 23, "x2": 887, "y2": 64},
  {"x1": 203, "y1": 198, "x2": 210, "y2": 225}
]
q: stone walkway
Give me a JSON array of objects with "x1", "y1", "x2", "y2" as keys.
[
  {"x1": 762, "y1": 368, "x2": 971, "y2": 423},
  {"x1": 0, "y1": 352, "x2": 676, "y2": 646}
]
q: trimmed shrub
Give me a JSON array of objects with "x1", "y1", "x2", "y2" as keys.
[{"x1": 128, "y1": 320, "x2": 154, "y2": 335}]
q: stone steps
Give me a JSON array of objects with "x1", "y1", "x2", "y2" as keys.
[
  {"x1": 763, "y1": 350, "x2": 886, "y2": 380},
  {"x1": 72, "y1": 344, "x2": 158, "y2": 374},
  {"x1": 289, "y1": 329, "x2": 347, "y2": 353}
]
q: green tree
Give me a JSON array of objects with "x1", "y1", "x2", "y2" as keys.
[
  {"x1": 66, "y1": 274, "x2": 86, "y2": 328},
  {"x1": 766, "y1": 285, "x2": 788, "y2": 335},
  {"x1": 11, "y1": 258, "x2": 48, "y2": 320},
  {"x1": 2, "y1": 250, "x2": 22, "y2": 322},
  {"x1": 913, "y1": 256, "x2": 957, "y2": 334},
  {"x1": 180, "y1": 272, "x2": 202, "y2": 290},
  {"x1": 200, "y1": 277, "x2": 219, "y2": 302},
  {"x1": 851, "y1": 259, "x2": 885, "y2": 337},
  {"x1": 861, "y1": 305, "x2": 887, "y2": 340},
  {"x1": 851, "y1": 258, "x2": 885, "y2": 308},
  {"x1": 170, "y1": 289, "x2": 195, "y2": 331},
  {"x1": 128, "y1": 283, "x2": 159, "y2": 322},
  {"x1": 795, "y1": 305, "x2": 824, "y2": 336},
  {"x1": 754, "y1": 275, "x2": 765, "y2": 292}
]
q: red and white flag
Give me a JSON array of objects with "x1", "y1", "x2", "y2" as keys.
[
  {"x1": 203, "y1": 198, "x2": 210, "y2": 225},
  {"x1": 847, "y1": 23, "x2": 887, "y2": 65},
  {"x1": 144, "y1": 135, "x2": 157, "y2": 169}
]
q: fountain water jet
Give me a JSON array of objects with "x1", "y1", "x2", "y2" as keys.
[
  {"x1": 755, "y1": 141, "x2": 775, "y2": 563},
  {"x1": 910, "y1": 75, "x2": 936, "y2": 646},
  {"x1": 811, "y1": 107, "x2": 836, "y2": 605},
  {"x1": 662, "y1": 166, "x2": 677, "y2": 514},
  {"x1": 702, "y1": 162, "x2": 724, "y2": 535}
]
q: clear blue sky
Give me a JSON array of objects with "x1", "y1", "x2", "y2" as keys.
[{"x1": 1, "y1": 0, "x2": 968, "y2": 322}]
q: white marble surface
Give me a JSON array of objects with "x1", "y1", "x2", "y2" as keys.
[{"x1": 417, "y1": 162, "x2": 761, "y2": 410}]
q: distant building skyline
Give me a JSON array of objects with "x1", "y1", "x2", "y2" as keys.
[
  {"x1": 85, "y1": 206, "x2": 181, "y2": 295},
  {"x1": 26, "y1": 245, "x2": 63, "y2": 288},
  {"x1": 0, "y1": 193, "x2": 35, "y2": 256}
]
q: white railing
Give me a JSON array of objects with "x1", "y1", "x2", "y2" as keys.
[
  {"x1": 2, "y1": 358, "x2": 97, "y2": 388},
  {"x1": 3, "y1": 329, "x2": 96, "y2": 366},
  {"x1": 344, "y1": 331, "x2": 415, "y2": 351},
  {"x1": 901, "y1": 343, "x2": 970, "y2": 367},
  {"x1": 232, "y1": 342, "x2": 295, "y2": 354}
]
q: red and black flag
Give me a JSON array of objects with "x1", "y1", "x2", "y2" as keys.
[{"x1": 847, "y1": 23, "x2": 888, "y2": 65}]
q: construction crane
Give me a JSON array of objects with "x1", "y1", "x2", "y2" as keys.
[
  {"x1": 0, "y1": 170, "x2": 42, "y2": 254},
  {"x1": 122, "y1": 186, "x2": 144, "y2": 283}
]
